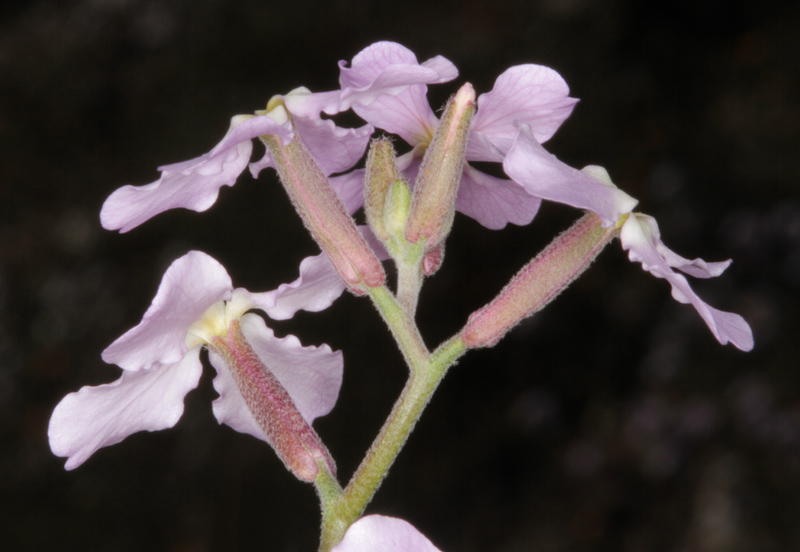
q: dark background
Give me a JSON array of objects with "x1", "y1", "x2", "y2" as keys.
[{"x1": 3, "y1": 0, "x2": 799, "y2": 550}]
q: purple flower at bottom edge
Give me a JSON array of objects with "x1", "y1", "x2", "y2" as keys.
[
  {"x1": 48, "y1": 250, "x2": 347, "y2": 469},
  {"x1": 332, "y1": 515, "x2": 443, "y2": 552}
]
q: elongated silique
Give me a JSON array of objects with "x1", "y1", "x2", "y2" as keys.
[{"x1": 210, "y1": 319, "x2": 336, "y2": 482}]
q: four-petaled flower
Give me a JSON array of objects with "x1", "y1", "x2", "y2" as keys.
[
  {"x1": 581, "y1": 165, "x2": 753, "y2": 351},
  {"x1": 100, "y1": 91, "x2": 374, "y2": 232},
  {"x1": 100, "y1": 48, "x2": 459, "y2": 233},
  {"x1": 331, "y1": 41, "x2": 637, "y2": 229},
  {"x1": 48, "y1": 250, "x2": 347, "y2": 469},
  {"x1": 620, "y1": 212, "x2": 753, "y2": 350}
]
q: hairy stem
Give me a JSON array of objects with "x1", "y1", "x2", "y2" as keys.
[
  {"x1": 395, "y1": 254, "x2": 424, "y2": 317},
  {"x1": 317, "y1": 287, "x2": 467, "y2": 551}
]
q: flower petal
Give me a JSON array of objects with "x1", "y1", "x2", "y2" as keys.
[
  {"x1": 295, "y1": 119, "x2": 373, "y2": 176},
  {"x1": 101, "y1": 116, "x2": 293, "y2": 232},
  {"x1": 209, "y1": 313, "x2": 343, "y2": 438},
  {"x1": 281, "y1": 89, "x2": 342, "y2": 119},
  {"x1": 336, "y1": 41, "x2": 458, "y2": 114},
  {"x1": 248, "y1": 253, "x2": 348, "y2": 321},
  {"x1": 249, "y1": 118, "x2": 373, "y2": 179},
  {"x1": 634, "y1": 215, "x2": 732, "y2": 278},
  {"x1": 351, "y1": 85, "x2": 439, "y2": 146},
  {"x1": 503, "y1": 124, "x2": 638, "y2": 226},
  {"x1": 455, "y1": 164, "x2": 542, "y2": 229},
  {"x1": 48, "y1": 347, "x2": 203, "y2": 470},
  {"x1": 620, "y1": 215, "x2": 754, "y2": 351},
  {"x1": 333, "y1": 42, "x2": 454, "y2": 144},
  {"x1": 102, "y1": 251, "x2": 233, "y2": 371},
  {"x1": 330, "y1": 169, "x2": 367, "y2": 214},
  {"x1": 242, "y1": 314, "x2": 342, "y2": 422},
  {"x1": 465, "y1": 128, "x2": 505, "y2": 163},
  {"x1": 474, "y1": 64, "x2": 578, "y2": 151},
  {"x1": 332, "y1": 515, "x2": 443, "y2": 552}
]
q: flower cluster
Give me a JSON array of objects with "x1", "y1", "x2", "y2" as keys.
[{"x1": 50, "y1": 41, "x2": 753, "y2": 551}]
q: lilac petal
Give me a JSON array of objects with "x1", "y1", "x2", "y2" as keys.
[
  {"x1": 242, "y1": 314, "x2": 342, "y2": 422},
  {"x1": 420, "y1": 55, "x2": 459, "y2": 81},
  {"x1": 282, "y1": 89, "x2": 342, "y2": 119},
  {"x1": 465, "y1": 128, "x2": 505, "y2": 163},
  {"x1": 330, "y1": 169, "x2": 366, "y2": 214},
  {"x1": 331, "y1": 515, "x2": 443, "y2": 552},
  {"x1": 209, "y1": 313, "x2": 343, "y2": 437},
  {"x1": 474, "y1": 64, "x2": 578, "y2": 152},
  {"x1": 636, "y1": 216, "x2": 732, "y2": 278},
  {"x1": 249, "y1": 253, "x2": 347, "y2": 321},
  {"x1": 207, "y1": 347, "x2": 263, "y2": 440},
  {"x1": 246, "y1": 225, "x2": 389, "y2": 321},
  {"x1": 102, "y1": 251, "x2": 233, "y2": 371},
  {"x1": 351, "y1": 84, "x2": 439, "y2": 146},
  {"x1": 503, "y1": 124, "x2": 638, "y2": 226},
  {"x1": 339, "y1": 42, "x2": 453, "y2": 88},
  {"x1": 336, "y1": 41, "x2": 458, "y2": 113},
  {"x1": 294, "y1": 118, "x2": 373, "y2": 175},
  {"x1": 249, "y1": 118, "x2": 373, "y2": 179},
  {"x1": 101, "y1": 116, "x2": 293, "y2": 233},
  {"x1": 337, "y1": 42, "x2": 447, "y2": 143},
  {"x1": 358, "y1": 224, "x2": 391, "y2": 262},
  {"x1": 620, "y1": 215, "x2": 754, "y2": 351},
  {"x1": 48, "y1": 347, "x2": 203, "y2": 470},
  {"x1": 455, "y1": 164, "x2": 542, "y2": 229}
]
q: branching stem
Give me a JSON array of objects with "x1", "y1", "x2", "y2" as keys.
[{"x1": 317, "y1": 286, "x2": 466, "y2": 551}]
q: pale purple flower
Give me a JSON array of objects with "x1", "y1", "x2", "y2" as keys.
[
  {"x1": 621, "y1": 213, "x2": 754, "y2": 351},
  {"x1": 101, "y1": 90, "x2": 373, "y2": 233},
  {"x1": 100, "y1": 44, "x2": 459, "y2": 231},
  {"x1": 289, "y1": 41, "x2": 459, "y2": 120},
  {"x1": 570, "y1": 165, "x2": 753, "y2": 350},
  {"x1": 331, "y1": 515, "x2": 443, "y2": 552},
  {"x1": 331, "y1": 41, "x2": 609, "y2": 229},
  {"x1": 502, "y1": 125, "x2": 639, "y2": 226},
  {"x1": 48, "y1": 250, "x2": 347, "y2": 469},
  {"x1": 295, "y1": 41, "x2": 461, "y2": 215}
]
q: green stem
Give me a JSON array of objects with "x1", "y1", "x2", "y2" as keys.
[
  {"x1": 315, "y1": 462, "x2": 345, "y2": 552},
  {"x1": 395, "y1": 245, "x2": 424, "y2": 317},
  {"x1": 395, "y1": 261, "x2": 423, "y2": 317},
  {"x1": 367, "y1": 285, "x2": 430, "y2": 373},
  {"x1": 316, "y1": 287, "x2": 468, "y2": 551},
  {"x1": 430, "y1": 335, "x2": 469, "y2": 377}
]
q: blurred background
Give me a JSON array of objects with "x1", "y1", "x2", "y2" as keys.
[{"x1": 2, "y1": 0, "x2": 799, "y2": 550}]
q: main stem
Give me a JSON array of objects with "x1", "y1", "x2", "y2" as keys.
[
  {"x1": 317, "y1": 286, "x2": 466, "y2": 551},
  {"x1": 395, "y1": 247, "x2": 424, "y2": 316}
]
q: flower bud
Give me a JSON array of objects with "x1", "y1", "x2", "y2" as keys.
[
  {"x1": 364, "y1": 139, "x2": 403, "y2": 244},
  {"x1": 461, "y1": 213, "x2": 616, "y2": 348},
  {"x1": 263, "y1": 134, "x2": 386, "y2": 295},
  {"x1": 405, "y1": 83, "x2": 475, "y2": 248},
  {"x1": 421, "y1": 242, "x2": 444, "y2": 276},
  {"x1": 384, "y1": 179, "x2": 412, "y2": 242},
  {"x1": 210, "y1": 319, "x2": 336, "y2": 482}
]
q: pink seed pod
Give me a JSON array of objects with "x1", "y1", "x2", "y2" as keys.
[
  {"x1": 210, "y1": 320, "x2": 336, "y2": 481},
  {"x1": 462, "y1": 213, "x2": 616, "y2": 348},
  {"x1": 264, "y1": 134, "x2": 386, "y2": 294},
  {"x1": 405, "y1": 83, "x2": 476, "y2": 249}
]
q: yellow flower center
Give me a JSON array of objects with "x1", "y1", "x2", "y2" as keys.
[{"x1": 184, "y1": 289, "x2": 254, "y2": 349}]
